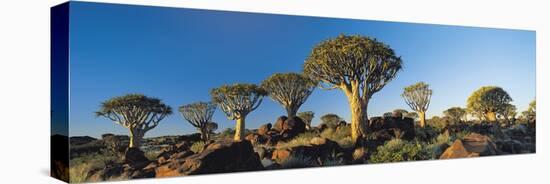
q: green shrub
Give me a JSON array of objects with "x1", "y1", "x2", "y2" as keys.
[
  {"x1": 190, "y1": 141, "x2": 207, "y2": 153},
  {"x1": 423, "y1": 132, "x2": 452, "y2": 159},
  {"x1": 369, "y1": 139, "x2": 429, "y2": 163}
]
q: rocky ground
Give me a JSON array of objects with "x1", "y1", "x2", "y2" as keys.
[{"x1": 67, "y1": 115, "x2": 536, "y2": 183}]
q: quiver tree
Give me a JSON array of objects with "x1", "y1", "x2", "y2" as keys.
[
  {"x1": 210, "y1": 84, "x2": 267, "y2": 141},
  {"x1": 261, "y1": 73, "x2": 317, "y2": 118},
  {"x1": 304, "y1": 34, "x2": 402, "y2": 143},
  {"x1": 96, "y1": 94, "x2": 172, "y2": 148},
  {"x1": 467, "y1": 86, "x2": 512, "y2": 122},
  {"x1": 443, "y1": 107, "x2": 467, "y2": 124},
  {"x1": 499, "y1": 104, "x2": 517, "y2": 124},
  {"x1": 521, "y1": 99, "x2": 536, "y2": 123},
  {"x1": 178, "y1": 102, "x2": 217, "y2": 141},
  {"x1": 297, "y1": 111, "x2": 315, "y2": 130},
  {"x1": 401, "y1": 82, "x2": 432, "y2": 127}
]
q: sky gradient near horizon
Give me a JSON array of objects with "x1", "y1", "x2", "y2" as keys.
[{"x1": 67, "y1": 2, "x2": 535, "y2": 138}]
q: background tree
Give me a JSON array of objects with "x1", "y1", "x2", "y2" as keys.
[
  {"x1": 443, "y1": 107, "x2": 467, "y2": 124},
  {"x1": 383, "y1": 112, "x2": 394, "y2": 118},
  {"x1": 320, "y1": 113, "x2": 343, "y2": 128},
  {"x1": 467, "y1": 86, "x2": 512, "y2": 122},
  {"x1": 96, "y1": 94, "x2": 172, "y2": 148},
  {"x1": 401, "y1": 82, "x2": 432, "y2": 127},
  {"x1": 392, "y1": 109, "x2": 409, "y2": 119},
  {"x1": 304, "y1": 34, "x2": 402, "y2": 142},
  {"x1": 210, "y1": 83, "x2": 267, "y2": 141},
  {"x1": 499, "y1": 104, "x2": 517, "y2": 124},
  {"x1": 261, "y1": 73, "x2": 317, "y2": 118},
  {"x1": 179, "y1": 101, "x2": 217, "y2": 141},
  {"x1": 405, "y1": 112, "x2": 419, "y2": 120},
  {"x1": 521, "y1": 99, "x2": 536, "y2": 122},
  {"x1": 297, "y1": 111, "x2": 315, "y2": 130}
]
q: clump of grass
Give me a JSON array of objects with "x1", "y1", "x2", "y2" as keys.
[
  {"x1": 144, "y1": 150, "x2": 161, "y2": 160},
  {"x1": 276, "y1": 132, "x2": 319, "y2": 150},
  {"x1": 190, "y1": 141, "x2": 206, "y2": 153},
  {"x1": 320, "y1": 126, "x2": 353, "y2": 148},
  {"x1": 69, "y1": 152, "x2": 118, "y2": 183}
]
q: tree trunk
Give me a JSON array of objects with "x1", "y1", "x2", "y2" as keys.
[
  {"x1": 486, "y1": 111, "x2": 497, "y2": 122},
  {"x1": 199, "y1": 127, "x2": 209, "y2": 141},
  {"x1": 286, "y1": 107, "x2": 297, "y2": 118},
  {"x1": 128, "y1": 128, "x2": 144, "y2": 148},
  {"x1": 418, "y1": 111, "x2": 426, "y2": 128},
  {"x1": 347, "y1": 92, "x2": 368, "y2": 143},
  {"x1": 234, "y1": 117, "x2": 246, "y2": 141}
]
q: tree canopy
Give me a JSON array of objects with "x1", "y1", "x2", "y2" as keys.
[
  {"x1": 443, "y1": 107, "x2": 467, "y2": 123},
  {"x1": 178, "y1": 101, "x2": 217, "y2": 141},
  {"x1": 261, "y1": 73, "x2": 317, "y2": 117},
  {"x1": 467, "y1": 86, "x2": 512, "y2": 121},
  {"x1": 95, "y1": 94, "x2": 172, "y2": 148},
  {"x1": 210, "y1": 83, "x2": 267, "y2": 120},
  {"x1": 401, "y1": 82, "x2": 432, "y2": 127},
  {"x1": 303, "y1": 34, "x2": 402, "y2": 142}
]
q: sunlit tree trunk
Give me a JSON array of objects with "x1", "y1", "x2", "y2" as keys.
[
  {"x1": 346, "y1": 83, "x2": 368, "y2": 143},
  {"x1": 486, "y1": 111, "x2": 497, "y2": 122},
  {"x1": 129, "y1": 128, "x2": 144, "y2": 148},
  {"x1": 234, "y1": 117, "x2": 246, "y2": 141},
  {"x1": 418, "y1": 111, "x2": 426, "y2": 127}
]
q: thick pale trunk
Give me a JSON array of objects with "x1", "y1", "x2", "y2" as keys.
[
  {"x1": 418, "y1": 111, "x2": 426, "y2": 128},
  {"x1": 486, "y1": 111, "x2": 497, "y2": 122},
  {"x1": 234, "y1": 117, "x2": 246, "y2": 141},
  {"x1": 348, "y1": 94, "x2": 368, "y2": 143},
  {"x1": 199, "y1": 127, "x2": 209, "y2": 141},
  {"x1": 286, "y1": 107, "x2": 297, "y2": 118},
  {"x1": 128, "y1": 128, "x2": 144, "y2": 148}
]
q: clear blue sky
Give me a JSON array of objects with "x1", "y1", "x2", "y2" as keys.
[{"x1": 68, "y1": 2, "x2": 535, "y2": 138}]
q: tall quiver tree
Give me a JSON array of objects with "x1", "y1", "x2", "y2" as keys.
[
  {"x1": 402, "y1": 82, "x2": 432, "y2": 127},
  {"x1": 261, "y1": 73, "x2": 317, "y2": 118},
  {"x1": 467, "y1": 86, "x2": 512, "y2": 122},
  {"x1": 96, "y1": 94, "x2": 172, "y2": 148},
  {"x1": 211, "y1": 84, "x2": 267, "y2": 141},
  {"x1": 179, "y1": 102, "x2": 217, "y2": 141},
  {"x1": 304, "y1": 34, "x2": 402, "y2": 143}
]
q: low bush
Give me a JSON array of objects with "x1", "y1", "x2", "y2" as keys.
[
  {"x1": 369, "y1": 139, "x2": 429, "y2": 163},
  {"x1": 69, "y1": 152, "x2": 118, "y2": 183},
  {"x1": 190, "y1": 141, "x2": 207, "y2": 153}
]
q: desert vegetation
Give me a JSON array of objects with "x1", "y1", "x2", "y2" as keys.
[{"x1": 67, "y1": 34, "x2": 536, "y2": 182}]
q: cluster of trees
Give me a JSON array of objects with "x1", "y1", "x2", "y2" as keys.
[{"x1": 94, "y1": 34, "x2": 535, "y2": 151}]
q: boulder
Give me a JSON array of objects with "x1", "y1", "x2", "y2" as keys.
[
  {"x1": 258, "y1": 123, "x2": 272, "y2": 136},
  {"x1": 124, "y1": 148, "x2": 150, "y2": 168},
  {"x1": 272, "y1": 137, "x2": 343, "y2": 165},
  {"x1": 281, "y1": 117, "x2": 306, "y2": 137},
  {"x1": 155, "y1": 140, "x2": 263, "y2": 177},
  {"x1": 368, "y1": 116, "x2": 415, "y2": 140},
  {"x1": 272, "y1": 116, "x2": 288, "y2": 132},
  {"x1": 440, "y1": 133, "x2": 498, "y2": 159}
]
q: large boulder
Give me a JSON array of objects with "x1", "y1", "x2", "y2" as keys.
[
  {"x1": 272, "y1": 116, "x2": 288, "y2": 132},
  {"x1": 155, "y1": 140, "x2": 263, "y2": 177},
  {"x1": 281, "y1": 117, "x2": 306, "y2": 137},
  {"x1": 272, "y1": 137, "x2": 343, "y2": 166},
  {"x1": 258, "y1": 123, "x2": 272, "y2": 136},
  {"x1": 440, "y1": 133, "x2": 498, "y2": 159},
  {"x1": 124, "y1": 148, "x2": 150, "y2": 168},
  {"x1": 368, "y1": 116, "x2": 415, "y2": 140}
]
